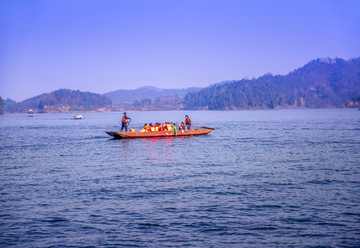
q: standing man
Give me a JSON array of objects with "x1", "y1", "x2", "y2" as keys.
[
  {"x1": 185, "y1": 115, "x2": 191, "y2": 130},
  {"x1": 121, "y1": 112, "x2": 131, "y2": 132}
]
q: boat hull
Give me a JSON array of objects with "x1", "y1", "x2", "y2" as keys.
[{"x1": 106, "y1": 127, "x2": 214, "y2": 139}]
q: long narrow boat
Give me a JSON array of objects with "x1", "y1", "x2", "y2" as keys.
[{"x1": 106, "y1": 127, "x2": 214, "y2": 139}]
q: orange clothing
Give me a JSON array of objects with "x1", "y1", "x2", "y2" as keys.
[{"x1": 122, "y1": 115, "x2": 130, "y2": 123}]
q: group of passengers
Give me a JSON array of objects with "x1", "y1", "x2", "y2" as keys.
[
  {"x1": 139, "y1": 122, "x2": 183, "y2": 132},
  {"x1": 121, "y1": 112, "x2": 192, "y2": 132}
]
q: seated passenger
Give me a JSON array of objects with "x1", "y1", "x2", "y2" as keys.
[
  {"x1": 154, "y1": 123, "x2": 160, "y2": 131},
  {"x1": 140, "y1": 123, "x2": 150, "y2": 132},
  {"x1": 163, "y1": 123, "x2": 168, "y2": 131},
  {"x1": 158, "y1": 123, "x2": 164, "y2": 131},
  {"x1": 180, "y1": 122, "x2": 185, "y2": 130},
  {"x1": 150, "y1": 123, "x2": 155, "y2": 132}
]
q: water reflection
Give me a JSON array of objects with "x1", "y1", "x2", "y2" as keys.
[{"x1": 115, "y1": 136, "x2": 194, "y2": 166}]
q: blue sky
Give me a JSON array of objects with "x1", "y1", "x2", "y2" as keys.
[{"x1": 1, "y1": 0, "x2": 359, "y2": 101}]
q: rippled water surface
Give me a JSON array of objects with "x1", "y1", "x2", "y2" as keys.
[{"x1": 1, "y1": 109, "x2": 359, "y2": 247}]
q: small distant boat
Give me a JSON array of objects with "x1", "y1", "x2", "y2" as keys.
[
  {"x1": 106, "y1": 127, "x2": 215, "y2": 139},
  {"x1": 74, "y1": 114, "x2": 83, "y2": 119},
  {"x1": 27, "y1": 109, "x2": 34, "y2": 117}
]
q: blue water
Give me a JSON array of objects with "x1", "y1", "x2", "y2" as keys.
[{"x1": 0, "y1": 109, "x2": 359, "y2": 247}]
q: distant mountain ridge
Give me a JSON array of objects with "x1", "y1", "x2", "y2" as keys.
[
  {"x1": 184, "y1": 58, "x2": 360, "y2": 110},
  {"x1": 104, "y1": 86, "x2": 202, "y2": 105}
]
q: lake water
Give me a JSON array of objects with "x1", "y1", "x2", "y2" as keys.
[{"x1": 0, "y1": 109, "x2": 359, "y2": 247}]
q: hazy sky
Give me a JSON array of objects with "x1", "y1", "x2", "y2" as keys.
[{"x1": 1, "y1": 0, "x2": 359, "y2": 101}]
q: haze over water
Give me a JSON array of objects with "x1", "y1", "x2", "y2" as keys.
[{"x1": 0, "y1": 109, "x2": 359, "y2": 247}]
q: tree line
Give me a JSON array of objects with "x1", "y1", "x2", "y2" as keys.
[{"x1": 184, "y1": 58, "x2": 360, "y2": 110}]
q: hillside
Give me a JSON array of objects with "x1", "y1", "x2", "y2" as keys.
[
  {"x1": 184, "y1": 58, "x2": 360, "y2": 110},
  {"x1": 5, "y1": 89, "x2": 112, "y2": 113}
]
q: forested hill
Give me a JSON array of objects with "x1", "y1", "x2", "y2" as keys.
[
  {"x1": 5, "y1": 89, "x2": 112, "y2": 113},
  {"x1": 184, "y1": 58, "x2": 360, "y2": 110}
]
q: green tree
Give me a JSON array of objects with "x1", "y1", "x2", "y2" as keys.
[{"x1": 0, "y1": 97, "x2": 4, "y2": 114}]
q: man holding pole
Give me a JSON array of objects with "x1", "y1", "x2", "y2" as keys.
[{"x1": 121, "y1": 112, "x2": 131, "y2": 132}]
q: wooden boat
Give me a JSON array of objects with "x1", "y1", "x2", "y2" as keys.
[
  {"x1": 74, "y1": 114, "x2": 83, "y2": 119},
  {"x1": 106, "y1": 126, "x2": 215, "y2": 139}
]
